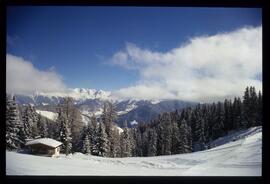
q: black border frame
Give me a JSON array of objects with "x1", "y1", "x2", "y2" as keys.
[{"x1": 2, "y1": 0, "x2": 269, "y2": 184}]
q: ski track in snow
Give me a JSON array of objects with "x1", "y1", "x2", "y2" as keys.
[{"x1": 6, "y1": 126, "x2": 262, "y2": 176}]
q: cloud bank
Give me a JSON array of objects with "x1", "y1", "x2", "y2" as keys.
[
  {"x1": 6, "y1": 54, "x2": 67, "y2": 95},
  {"x1": 112, "y1": 26, "x2": 262, "y2": 102}
]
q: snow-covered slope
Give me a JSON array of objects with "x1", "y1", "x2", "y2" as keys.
[
  {"x1": 209, "y1": 126, "x2": 262, "y2": 148},
  {"x1": 6, "y1": 126, "x2": 261, "y2": 176},
  {"x1": 36, "y1": 110, "x2": 58, "y2": 121}
]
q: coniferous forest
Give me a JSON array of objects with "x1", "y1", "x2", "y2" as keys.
[{"x1": 6, "y1": 86, "x2": 262, "y2": 157}]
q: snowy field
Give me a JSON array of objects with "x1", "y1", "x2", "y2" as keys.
[{"x1": 6, "y1": 126, "x2": 262, "y2": 176}]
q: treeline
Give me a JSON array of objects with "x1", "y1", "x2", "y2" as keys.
[
  {"x1": 128, "y1": 86, "x2": 262, "y2": 156},
  {"x1": 6, "y1": 86, "x2": 262, "y2": 157}
]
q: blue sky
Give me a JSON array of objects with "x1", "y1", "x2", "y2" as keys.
[{"x1": 6, "y1": 7, "x2": 262, "y2": 101}]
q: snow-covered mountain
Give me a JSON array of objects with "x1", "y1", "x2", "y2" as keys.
[
  {"x1": 6, "y1": 126, "x2": 262, "y2": 176},
  {"x1": 13, "y1": 88, "x2": 196, "y2": 127},
  {"x1": 15, "y1": 88, "x2": 112, "y2": 106}
]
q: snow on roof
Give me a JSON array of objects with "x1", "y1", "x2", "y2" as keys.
[{"x1": 25, "y1": 138, "x2": 62, "y2": 148}]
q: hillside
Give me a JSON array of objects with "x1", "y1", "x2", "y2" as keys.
[{"x1": 6, "y1": 126, "x2": 261, "y2": 176}]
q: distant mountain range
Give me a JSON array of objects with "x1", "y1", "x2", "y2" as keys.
[{"x1": 13, "y1": 88, "x2": 197, "y2": 127}]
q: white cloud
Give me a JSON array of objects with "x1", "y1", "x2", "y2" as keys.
[
  {"x1": 111, "y1": 26, "x2": 262, "y2": 102},
  {"x1": 6, "y1": 54, "x2": 67, "y2": 95}
]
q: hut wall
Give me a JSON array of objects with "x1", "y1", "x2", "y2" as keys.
[{"x1": 28, "y1": 143, "x2": 56, "y2": 157}]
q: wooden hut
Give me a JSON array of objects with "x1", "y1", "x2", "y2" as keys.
[{"x1": 25, "y1": 138, "x2": 62, "y2": 157}]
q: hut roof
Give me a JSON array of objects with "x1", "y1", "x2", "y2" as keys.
[{"x1": 25, "y1": 138, "x2": 62, "y2": 148}]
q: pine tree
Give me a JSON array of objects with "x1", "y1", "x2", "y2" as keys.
[
  {"x1": 242, "y1": 86, "x2": 259, "y2": 128},
  {"x1": 207, "y1": 103, "x2": 216, "y2": 142},
  {"x1": 133, "y1": 127, "x2": 143, "y2": 157},
  {"x1": 6, "y1": 95, "x2": 23, "y2": 150},
  {"x1": 242, "y1": 86, "x2": 250, "y2": 128},
  {"x1": 57, "y1": 109, "x2": 72, "y2": 155},
  {"x1": 96, "y1": 122, "x2": 109, "y2": 157},
  {"x1": 249, "y1": 87, "x2": 258, "y2": 127},
  {"x1": 141, "y1": 129, "x2": 149, "y2": 156},
  {"x1": 37, "y1": 114, "x2": 48, "y2": 138},
  {"x1": 202, "y1": 104, "x2": 210, "y2": 143},
  {"x1": 31, "y1": 106, "x2": 39, "y2": 138},
  {"x1": 129, "y1": 128, "x2": 138, "y2": 157},
  {"x1": 58, "y1": 97, "x2": 83, "y2": 152},
  {"x1": 212, "y1": 102, "x2": 225, "y2": 139},
  {"x1": 89, "y1": 115, "x2": 99, "y2": 156},
  {"x1": 257, "y1": 90, "x2": 262, "y2": 125},
  {"x1": 162, "y1": 112, "x2": 172, "y2": 155},
  {"x1": 156, "y1": 115, "x2": 165, "y2": 156},
  {"x1": 191, "y1": 105, "x2": 207, "y2": 151},
  {"x1": 223, "y1": 99, "x2": 231, "y2": 134},
  {"x1": 112, "y1": 126, "x2": 121, "y2": 157},
  {"x1": 101, "y1": 101, "x2": 118, "y2": 157},
  {"x1": 184, "y1": 108, "x2": 193, "y2": 150},
  {"x1": 232, "y1": 97, "x2": 242, "y2": 130},
  {"x1": 171, "y1": 111, "x2": 181, "y2": 154},
  {"x1": 179, "y1": 118, "x2": 191, "y2": 153},
  {"x1": 82, "y1": 134, "x2": 91, "y2": 154},
  {"x1": 120, "y1": 121, "x2": 132, "y2": 157},
  {"x1": 21, "y1": 105, "x2": 38, "y2": 139}
]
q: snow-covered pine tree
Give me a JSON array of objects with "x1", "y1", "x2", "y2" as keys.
[
  {"x1": 58, "y1": 109, "x2": 72, "y2": 155},
  {"x1": 181, "y1": 109, "x2": 193, "y2": 152},
  {"x1": 32, "y1": 107, "x2": 39, "y2": 138},
  {"x1": 101, "y1": 101, "x2": 118, "y2": 157},
  {"x1": 147, "y1": 128, "x2": 157, "y2": 156},
  {"x1": 156, "y1": 115, "x2": 165, "y2": 156},
  {"x1": 162, "y1": 112, "x2": 172, "y2": 155},
  {"x1": 205, "y1": 103, "x2": 214, "y2": 142},
  {"x1": 96, "y1": 122, "x2": 109, "y2": 157},
  {"x1": 120, "y1": 121, "x2": 132, "y2": 157},
  {"x1": 111, "y1": 125, "x2": 121, "y2": 157},
  {"x1": 180, "y1": 118, "x2": 192, "y2": 153},
  {"x1": 6, "y1": 95, "x2": 23, "y2": 150},
  {"x1": 49, "y1": 115, "x2": 61, "y2": 140},
  {"x1": 223, "y1": 99, "x2": 230, "y2": 134},
  {"x1": 129, "y1": 128, "x2": 137, "y2": 157},
  {"x1": 191, "y1": 104, "x2": 209, "y2": 151},
  {"x1": 212, "y1": 102, "x2": 225, "y2": 139},
  {"x1": 133, "y1": 127, "x2": 143, "y2": 157},
  {"x1": 171, "y1": 111, "x2": 181, "y2": 154},
  {"x1": 82, "y1": 134, "x2": 91, "y2": 154},
  {"x1": 21, "y1": 105, "x2": 34, "y2": 139},
  {"x1": 183, "y1": 108, "x2": 193, "y2": 151},
  {"x1": 62, "y1": 97, "x2": 84, "y2": 152},
  {"x1": 89, "y1": 115, "x2": 99, "y2": 156},
  {"x1": 37, "y1": 113, "x2": 48, "y2": 138},
  {"x1": 24, "y1": 105, "x2": 39, "y2": 138},
  {"x1": 129, "y1": 127, "x2": 137, "y2": 157},
  {"x1": 20, "y1": 108, "x2": 29, "y2": 142},
  {"x1": 141, "y1": 128, "x2": 149, "y2": 156},
  {"x1": 186, "y1": 118, "x2": 193, "y2": 152}
]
